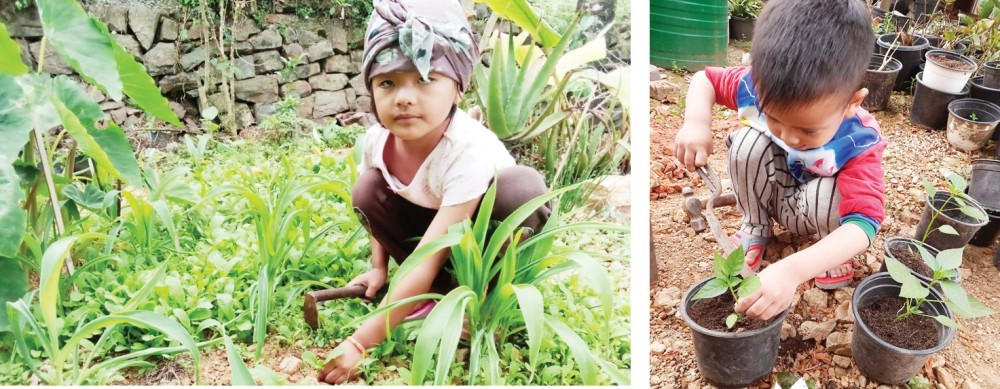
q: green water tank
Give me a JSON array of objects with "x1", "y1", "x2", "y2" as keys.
[{"x1": 650, "y1": 0, "x2": 728, "y2": 71}]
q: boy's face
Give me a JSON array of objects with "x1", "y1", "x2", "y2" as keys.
[
  {"x1": 371, "y1": 70, "x2": 461, "y2": 141},
  {"x1": 761, "y1": 89, "x2": 868, "y2": 150}
]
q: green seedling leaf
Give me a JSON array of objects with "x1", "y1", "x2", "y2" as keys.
[
  {"x1": 221, "y1": 326, "x2": 255, "y2": 385},
  {"x1": 916, "y1": 245, "x2": 939, "y2": 270},
  {"x1": 725, "y1": 313, "x2": 738, "y2": 329},
  {"x1": 0, "y1": 24, "x2": 28, "y2": 76},
  {"x1": 737, "y1": 275, "x2": 761, "y2": 299},
  {"x1": 937, "y1": 224, "x2": 959, "y2": 236},
  {"x1": 886, "y1": 258, "x2": 929, "y2": 299},
  {"x1": 958, "y1": 204, "x2": 987, "y2": 222},
  {"x1": 908, "y1": 375, "x2": 932, "y2": 389},
  {"x1": 711, "y1": 251, "x2": 727, "y2": 279},
  {"x1": 0, "y1": 163, "x2": 26, "y2": 258},
  {"x1": 932, "y1": 315, "x2": 961, "y2": 329},
  {"x1": 922, "y1": 180, "x2": 936, "y2": 199},
  {"x1": 691, "y1": 278, "x2": 728, "y2": 301},
  {"x1": 939, "y1": 280, "x2": 971, "y2": 314},
  {"x1": 946, "y1": 173, "x2": 968, "y2": 193},
  {"x1": 935, "y1": 248, "x2": 964, "y2": 271},
  {"x1": 63, "y1": 183, "x2": 110, "y2": 213},
  {"x1": 722, "y1": 246, "x2": 746, "y2": 278},
  {"x1": 946, "y1": 294, "x2": 996, "y2": 318}
]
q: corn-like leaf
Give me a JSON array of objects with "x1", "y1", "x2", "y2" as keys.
[
  {"x1": 221, "y1": 326, "x2": 256, "y2": 385},
  {"x1": 0, "y1": 24, "x2": 28, "y2": 76},
  {"x1": 483, "y1": 183, "x2": 580, "y2": 266},
  {"x1": 475, "y1": 0, "x2": 561, "y2": 47},
  {"x1": 545, "y1": 315, "x2": 598, "y2": 385},
  {"x1": 253, "y1": 266, "x2": 270, "y2": 361},
  {"x1": 39, "y1": 233, "x2": 104, "y2": 345},
  {"x1": 7, "y1": 295, "x2": 50, "y2": 379},
  {"x1": 410, "y1": 287, "x2": 474, "y2": 385},
  {"x1": 150, "y1": 200, "x2": 180, "y2": 251},
  {"x1": 593, "y1": 356, "x2": 630, "y2": 385},
  {"x1": 62, "y1": 311, "x2": 201, "y2": 384},
  {"x1": 510, "y1": 284, "x2": 544, "y2": 374},
  {"x1": 473, "y1": 177, "x2": 498, "y2": 249},
  {"x1": 386, "y1": 232, "x2": 464, "y2": 301},
  {"x1": 564, "y1": 252, "x2": 614, "y2": 318},
  {"x1": 36, "y1": 0, "x2": 122, "y2": 100}
]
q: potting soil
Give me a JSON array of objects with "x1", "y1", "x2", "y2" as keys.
[
  {"x1": 888, "y1": 246, "x2": 934, "y2": 278},
  {"x1": 929, "y1": 55, "x2": 975, "y2": 71},
  {"x1": 858, "y1": 296, "x2": 939, "y2": 350},
  {"x1": 688, "y1": 292, "x2": 777, "y2": 332}
]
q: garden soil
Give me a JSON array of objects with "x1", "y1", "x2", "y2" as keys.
[{"x1": 650, "y1": 43, "x2": 1000, "y2": 388}]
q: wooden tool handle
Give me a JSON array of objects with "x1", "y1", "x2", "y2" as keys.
[{"x1": 308, "y1": 284, "x2": 368, "y2": 302}]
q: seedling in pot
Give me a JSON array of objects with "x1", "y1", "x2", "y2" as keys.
[
  {"x1": 918, "y1": 173, "x2": 988, "y2": 243},
  {"x1": 969, "y1": 112, "x2": 979, "y2": 121},
  {"x1": 884, "y1": 247, "x2": 994, "y2": 328},
  {"x1": 690, "y1": 247, "x2": 761, "y2": 329}
]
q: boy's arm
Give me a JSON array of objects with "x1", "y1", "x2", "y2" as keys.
[
  {"x1": 674, "y1": 66, "x2": 749, "y2": 171},
  {"x1": 735, "y1": 224, "x2": 869, "y2": 320},
  {"x1": 349, "y1": 197, "x2": 481, "y2": 347}
]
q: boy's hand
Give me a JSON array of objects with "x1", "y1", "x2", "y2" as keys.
[
  {"x1": 674, "y1": 122, "x2": 714, "y2": 171},
  {"x1": 317, "y1": 344, "x2": 362, "y2": 385},
  {"x1": 348, "y1": 268, "x2": 387, "y2": 300},
  {"x1": 734, "y1": 260, "x2": 800, "y2": 320}
]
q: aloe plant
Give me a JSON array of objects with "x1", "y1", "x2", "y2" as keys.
[{"x1": 355, "y1": 181, "x2": 629, "y2": 385}]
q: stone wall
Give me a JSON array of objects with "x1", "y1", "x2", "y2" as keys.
[{"x1": 4, "y1": 3, "x2": 369, "y2": 130}]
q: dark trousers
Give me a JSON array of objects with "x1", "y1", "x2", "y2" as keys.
[{"x1": 352, "y1": 166, "x2": 551, "y2": 290}]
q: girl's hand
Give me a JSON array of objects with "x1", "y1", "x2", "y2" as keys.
[
  {"x1": 734, "y1": 260, "x2": 800, "y2": 320},
  {"x1": 348, "y1": 268, "x2": 387, "y2": 300},
  {"x1": 317, "y1": 344, "x2": 363, "y2": 385}
]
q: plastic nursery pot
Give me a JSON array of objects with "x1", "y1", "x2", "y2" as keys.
[
  {"x1": 984, "y1": 61, "x2": 1000, "y2": 89},
  {"x1": 862, "y1": 54, "x2": 902, "y2": 112},
  {"x1": 911, "y1": 72, "x2": 969, "y2": 130},
  {"x1": 946, "y1": 98, "x2": 1000, "y2": 152},
  {"x1": 879, "y1": 237, "x2": 947, "y2": 285},
  {"x1": 995, "y1": 244, "x2": 1000, "y2": 270},
  {"x1": 851, "y1": 273, "x2": 956, "y2": 384},
  {"x1": 911, "y1": 0, "x2": 940, "y2": 24},
  {"x1": 680, "y1": 277, "x2": 789, "y2": 388},
  {"x1": 969, "y1": 208, "x2": 1000, "y2": 247},
  {"x1": 729, "y1": 16, "x2": 754, "y2": 41},
  {"x1": 923, "y1": 50, "x2": 977, "y2": 95},
  {"x1": 921, "y1": 35, "x2": 969, "y2": 57},
  {"x1": 970, "y1": 77, "x2": 1000, "y2": 109},
  {"x1": 970, "y1": 159, "x2": 1000, "y2": 212},
  {"x1": 877, "y1": 33, "x2": 929, "y2": 92},
  {"x1": 914, "y1": 190, "x2": 989, "y2": 250}
]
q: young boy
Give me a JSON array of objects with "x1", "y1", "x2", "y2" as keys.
[
  {"x1": 674, "y1": 0, "x2": 887, "y2": 321},
  {"x1": 317, "y1": 0, "x2": 549, "y2": 384}
]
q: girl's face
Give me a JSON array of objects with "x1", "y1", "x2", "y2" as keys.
[{"x1": 371, "y1": 70, "x2": 461, "y2": 142}]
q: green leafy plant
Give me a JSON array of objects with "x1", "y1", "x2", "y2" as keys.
[
  {"x1": 259, "y1": 96, "x2": 315, "y2": 138},
  {"x1": 729, "y1": 0, "x2": 764, "y2": 19},
  {"x1": 354, "y1": 181, "x2": 629, "y2": 385},
  {"x1": 313, "y1": 122, "x2": 366, "y2": 149},
  {"x1": 5, "y1": 234, "x2": 203, "y2": 384},
  {"x1": 884, "y1": 247, "x2": 994, "y2": 328},
  {"x1": 918, "y1": 173, "x2": 988, "y2": 243},
  {"x1": 969, "y1": 112, "x2": 979, "y2": 121},
  {"x1": 689, "y1": 247, "x2": 761, "y2": 329}
]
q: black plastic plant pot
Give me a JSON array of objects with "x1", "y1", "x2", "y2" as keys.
[
  {"x1": 914, "y1": 190, "x2": 989, "y2": 250},
  {"x1": 970, "y1": 159, "x2": 1000, "y2": 212},
  {"x1": 911, "y1": 72, "x2": 969, "y2": 131},
  {"x1": 969, "y1": 208, "x2": 1000, "y2": 247},
  {"x1": 879, "y1": 237, "x2": 943, "y2": 285},
  {"x1": 912, "y1": 0, "x2": 940, "y2": 24},
  {"x1": 680, "y1": 277, "x2": 789, "y2": 388},
  {"x1": 862, "y1": 54, "x2": 902, "y2": 112},
  {"x1": 877, "y1": 34, "x2": 930, "y2": 92},
  {"x1": 921, "y1": 35, "x2": 969, "y2": 57},
  {"x1": 851, "y1": 273, "x2": 956, "y2": 384},
  {"x1": 729, "y1": 16, "x2": 754, "y2": 41},
  {"x1": 984, "y1": 61, "x2": 1000, "y2": 89},
  {"x1": 946, "y1": 98, "x2": 1000, "y2": 152},
  {"x1": 995, "y1": 244, "x2": 1000, "y2": 269},
  {"x1": 970, "y1": 77, "x2": 1000, "y2": 112}
]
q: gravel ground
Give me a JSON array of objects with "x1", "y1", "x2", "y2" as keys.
[{"x1": 649, "y1": 43, "x2": 1000, "y2": 389}]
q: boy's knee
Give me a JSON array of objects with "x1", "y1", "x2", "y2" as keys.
[{"x1": 728, "y1": 127, "x2": 771, "y2": 167}]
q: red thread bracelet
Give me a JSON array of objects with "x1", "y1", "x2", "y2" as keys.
[{"x1": 345, "y1": 336, "x2": 368, "y2": 359}]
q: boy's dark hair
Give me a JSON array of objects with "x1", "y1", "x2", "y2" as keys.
[{"x1": 750, "y1": 0, "x2": 874, "y2": 114}]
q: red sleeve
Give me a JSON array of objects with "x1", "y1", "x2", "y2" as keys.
[
  {"x1": 836, "y1": 140, "x2": 887, "y2": 224},
  {"x1": 704, "y1": 66, "x2": 751, "y2": 111}
]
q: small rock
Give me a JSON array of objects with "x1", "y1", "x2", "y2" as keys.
[
  {"x1": 780, "y1": 321, "x2": 797, "y2": 340},
  {"x1": 673, "y1": 209, "x2": 689, "y2": 224},
  {"x1": 649, "y1": 65, "x2": 662, "y2": 81},
  {"x1": 802, "y1": 288, "x2": 828, "y2": 310},
  {"x1": 683, "y1": 228, "x2": 695, "y2": 238},
  {"x1": 307, "y1": 40, "x2": 335, "y2": 62},
  {"x1": 251, "y1": 27, "x2": 283, "y2": 51},
  {"x1": 799, "y1": 319, "x2": 836, "y2": 342},
  {"x1": 833, "y1": 355, "x2": 851, "y2": 368},
  {"x1": 324, "y1": 55, "x2": 356, "y2": 73},
  {"x1": 650, "y1": 80, "x2": 675, "y2": 101},
  {"x1": 654, "y1": 287, "x2": 681, "y2": 308},
  {"x1": 309, "y1": 73, "x2": 349, "y2": 91},
  {"x1": 780, "y1": 245, "x2": 795, "y2": 259},
  {"x1": 129, "y1": 6, "x2": 160, "y2": 50},
  {"x1": 279, "y1": 356, "x2": 301, "y2": 374},
  {"x1": 928, "y1": 354, "x2": 945, "y2": 369},
  {"x1": 233, "y1": 19, "x2": 262, "y2": 42},
  {"x1": 834, "y1": 301, "x2": 854, "y2": 323},
  {"x1": 833, "y1": 287, "x2": 853, "y2": 302},
  {"x1": 651, "y1": 375, "x2": 663, "y2": 385},
  {"x1": 826, "y1": 331, "x2": 852, "y2": 356},
  {"x1": 910, "y1": 188, "x2": 927, "y2": 203},
  {"x1": 962, "y1": 380, "x2": 983, "y2": 389},
  {"x1": 159, "y1": 18, "x2": 180, "y2": 41},
  {"x1": 776, "y1": 232, "x2": 792, "y2": 244},
  {"x1": 651, "y1": 341, "x2": 666, "y2": 354},
  {"x1": 935, "y1": 367, "x2": 957, "y2": 389}
]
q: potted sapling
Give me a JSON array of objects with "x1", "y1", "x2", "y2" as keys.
[
  {"x1": 877, "y1": 32, "x2": 930, "y2": 91},
  {"x1": 729, "y1": 0, "x2": 763, "y2": 41},
  {"x1": 914, "y1": 173, "x2": 989, "y2": 250},
  {"x1": 680, "y1": 247, "x2": 788, "y2": 387},
  {"x1": 862, "y1": 52, "x2": 903, "y2": 112},
  {"x1": 852, "y1": 248, "x2": 995, "y2": 384},
  {"x1": 946, "y1": 98, "x2": 1000, "y2": 151},
  {"x1": 923, "y1": 49, "x2": 977, "y2": 94}
]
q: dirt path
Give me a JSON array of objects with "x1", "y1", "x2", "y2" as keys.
[{"x1": 649, "y1": 44, "x2": 1000, "y2": 388}]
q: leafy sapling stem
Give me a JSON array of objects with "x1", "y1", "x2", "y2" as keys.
[
  {"x1": 919, "y1": 173, "x2": 987, "y2": 244},
  {"x1": 884, "y1": 246, "x2": 994, "y2": 329},
  {"x1": 690, "y1": 247, "x2": 762, "y2": 329}
]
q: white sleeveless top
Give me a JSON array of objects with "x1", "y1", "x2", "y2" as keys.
[{"x1": 359, "y1": 109, "x2": 516, "y2": 209}]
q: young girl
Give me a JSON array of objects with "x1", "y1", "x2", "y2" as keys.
[{"x1": 317, "y1": 0, "x2": 550, "y2": 383}]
